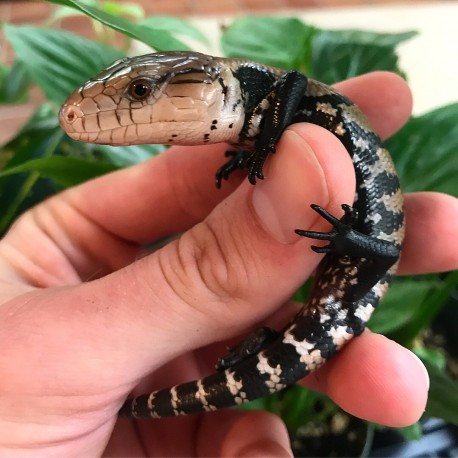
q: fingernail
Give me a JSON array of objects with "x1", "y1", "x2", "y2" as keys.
[{"x1": 251, "y1": 130, "x2": 328, "y2": 243}]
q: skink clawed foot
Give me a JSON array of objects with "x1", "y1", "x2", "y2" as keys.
[
  {"x1": 216, "y1": 327, "x2": 279, "y2": 371},
  {"x1": 296, "y1": 203, "x2": 399, "y2": 264},
  {"x1": 215, "y1": 150, "x2": 251, "y2": 188},
  {"x1": 215, "y1": 149, "x2": 269, "y2": 187}
]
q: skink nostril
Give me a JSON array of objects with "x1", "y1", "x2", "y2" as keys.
[
  {"x1": 66, "y1": 108, "x2": 76, "y2": 122},
  {"x1": 59, "y1": 104, "x2": 83, "y2": 125}
]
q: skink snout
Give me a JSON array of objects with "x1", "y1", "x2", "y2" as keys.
[{"x1": 59, "y1": 104, "x2": 84, "y2": 130}]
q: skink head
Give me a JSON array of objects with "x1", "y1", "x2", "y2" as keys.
[{"x1": 59, "y1": 51, "x2": 244, "y2": 146}]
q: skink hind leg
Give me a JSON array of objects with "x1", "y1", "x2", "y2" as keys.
[
  {"x1": 216, "y1": 326, "x2": 279, "y2": 371},
  {"x1": 296, "y1": 204, "x2": 400, "y2": 301},
  {"x1": 296, "y1": 204, "x2": 358, "y2": 255}
]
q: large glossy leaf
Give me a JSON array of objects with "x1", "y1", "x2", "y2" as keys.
[
  {"x1": 0, "y1": 60, "x2": 31, "y2": 104},
  {"x1": 371, "y1": 272, "x2": 457, "y2": 345},
  {"x1": 393, "y1": 271, "x2": 458, "y2": 346},
  {"x1": 320, "y1": 29, "x2": 416, "y2": 48},
  {"x1": 278, "y1": 386, "x2": 333, "y2": 434},
  {"x1": 139, "y1": 16, "x2": 209, "y2": 46},
  {"x1": 58, "y1": 133, "x2": 166, "y2": 167},
  {"x1": 97, "y1": 144, "x2": 166, "y2": 167},
  {"x1": 311, "y1": 30, "x2": 412, "y2": 83},
  {"x1": 386, "y1": 103, "x2": 458, "y2": 196},
  {"x1": 424, "y1": 362, "x2": 458, "y2": 425},
  {"x1": 368, "y1": 278, "x2": 436, "y2": 335},
  {"x1": 0, "y1": 105, "x2": 64, "y2": 234},
  {"x1": 48, "y1": 0, "x2": 144, "y2": 23},
  {"x1": 221, "y1": 17, "x2": 316, "y2": 71},
  {"x1": 4, "y1": 24, "x2": 123, "y2": 105},
  {"x1": 221, "y1": 18, "x2": 413, "y2": 81},
  {"x1": 0, "y1": 156, "x2": 118, "y2": 187},
  {"x1": 47, "y1": 0, "x2": 190, "y2": 50},
  {"x1": 397, "y1": 423, "x2": 423, "y2": 441},
  {"x1": 102, "y1": 1, "x2": 144, "y2": 20},
  {"x1": 414, "y1": 347, "x2": 446, "y2": 372}
]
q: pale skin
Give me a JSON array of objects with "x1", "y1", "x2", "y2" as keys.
[{"x1": 1, "y1": 72, "x2": 457, "y2": 457}]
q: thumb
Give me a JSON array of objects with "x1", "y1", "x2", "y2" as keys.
[{"x1": 79, "y1": 123, "x2": 355, "y2": 379}]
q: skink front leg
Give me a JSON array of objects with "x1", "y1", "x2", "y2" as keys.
[
  {"x1": 215, "y1": 70, "x2": 308, "y2": 187},
  {"x1": 247, "y1": 70, "x2": 308, "y2": 184}
]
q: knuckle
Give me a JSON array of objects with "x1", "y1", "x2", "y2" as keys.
[{"x1": 156, "y1": 217, "x2": 260, "y2": 313}]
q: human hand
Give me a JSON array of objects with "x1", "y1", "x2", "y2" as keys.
[{"x1": 1, "y1": 72, "x2": 457, "y2": 457}]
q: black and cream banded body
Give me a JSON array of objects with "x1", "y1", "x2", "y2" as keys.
[{"x1": 59, "y1": 51, "x2": 405, "y2": 418}]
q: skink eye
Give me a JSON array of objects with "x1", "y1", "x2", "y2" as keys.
[{"x1": 128, "y1": 78, "x2": 153, "y2": 100}]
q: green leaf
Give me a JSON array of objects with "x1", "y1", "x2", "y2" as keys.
[
  {"x1": 311, "y1": 30, "x2": 411, "y2": 83},
  {"x1": 397, "y1": 422, "x2": 423, "y2": 441},
  {"x1": 240, "y1": 385, "x2": 331, "y2": 433},
  {"x1": 279, "y1": 386, "x2": 332, "y2": 433},
  {"x1": 0, "y1": 156, "x2": 118, "y2": 188},
  {"x1": 46, "y1": 0, "x2": 190, "y2": 50},
  {"x1": 368, "y1": 278, "x2": 436, "y2": 335},
  {"x1": 4, "y1": 24, "x2": 123, "y2": 105},
  {"x1": 370, "y1": 272, "x2": 457, "y2": 346},
  {"x1": 221, "y1": 17, "x2": 317, "y2": 71},
  {"x1": 0, "y1": 104, "x2": 109, "y2": 233},
  {"x1": 97, "y1": 143, "x2": 166, "y2": 167},
  {"x1": 0, "y1": 60, "x2": 31, "y2": 104},
  {"x1": 139, "y1": 15, "x2": 209, "y2": 45},
  {"x1": 293, "y1": 277, "x2": 312, "y2": 303},
  {"x1": 221, "y1": 18, "x2": 414, "y2": 82},
  {"x1": 102, "y1": 1, "x2": 144, "y2": 20},
  {"x1": 424, "y1": 362, "x2": 458, "y2": 425},
  {"x1": 46, "y1": 4, "x2": 87, "y2": 24},
  {"x1": 0, "y1": 105, "x2": 61, "y2": 176},
  {"x1": 323, "y1": 29, "x2": 416, "y2": 48},
  {"x1": 0, "y1": 105, "x2": 64, "y2": 234},
  {"x1": 413, "y1": 347, "x2": 446, "y2": 371},
  {"x1": 393, "y1": 271, "x2": 458, "y2": 345},
  {"x1": 386, "y1": 103, "x2": 458, "y2": 196}
]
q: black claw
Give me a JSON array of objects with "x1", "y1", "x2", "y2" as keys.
[
  {"x1": 311, "y1": 245, "x2": 332, "y2": 253},
  {"x1": 248, "y1": 173, "x2": 257, "y2": 185},
  {"x1": 310, "y1": 204, "x2": 342, "y2": 227},
  {"x1": 341, "y1": 204, "x2": 358, "y2": 225},
  {"x1": 296, "y1": 202, "x2": 399, "y2": 270},
  {"x1": 215, "y1": 170, "x2": 228, "y2": 189},
  {"x1": 296, "y1": 203, "x2": 359, "y2": 257},
  {"x1": 295, "y1": 229, "x2": 334, "y2": 240},
  {"x1": 295, "y1": 229, "x2": 309, "y2": 237}
]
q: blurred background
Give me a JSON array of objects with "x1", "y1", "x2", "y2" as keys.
[{"x1": 1, "y1": 0, "x2": 457, "y2": 144}]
